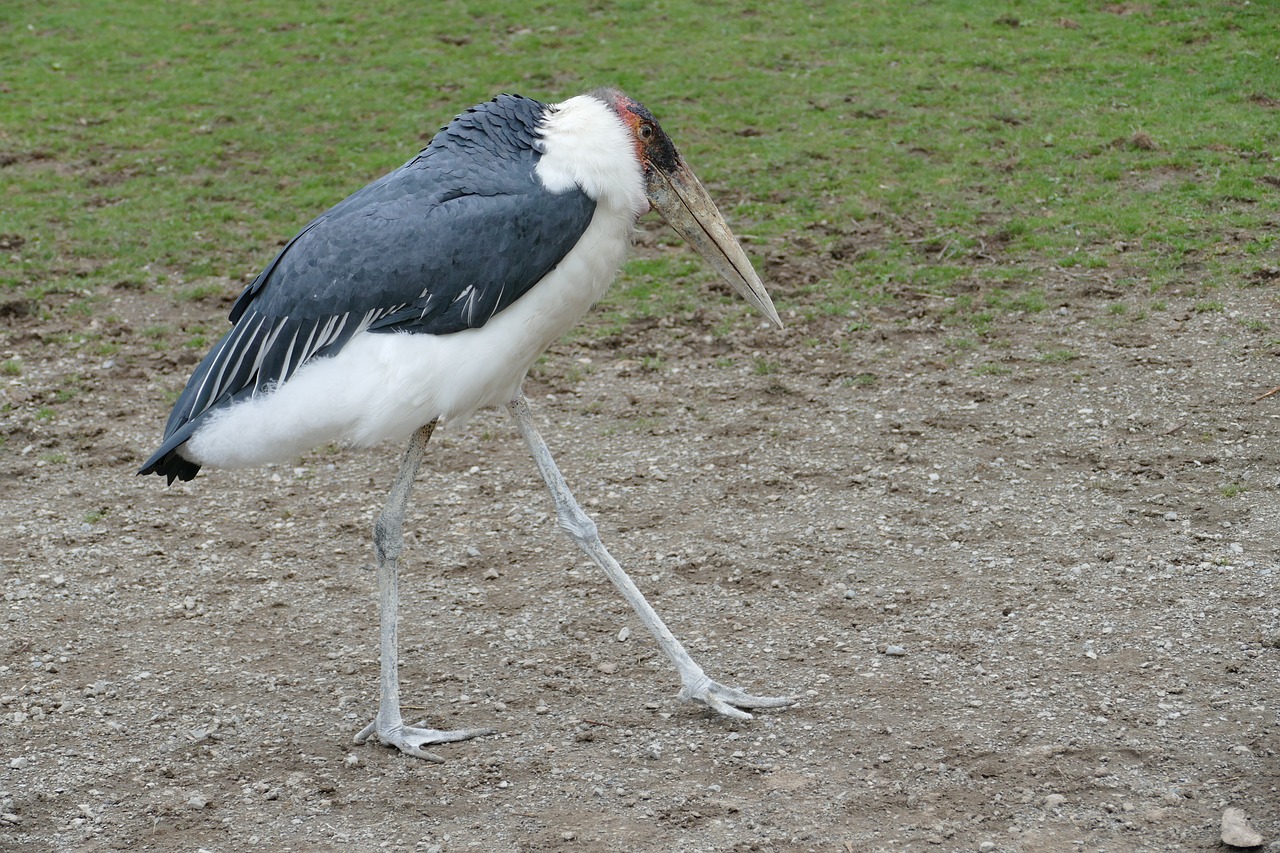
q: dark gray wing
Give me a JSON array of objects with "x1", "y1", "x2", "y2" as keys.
[{"x1": 140, "y1": 94, "x2": 596, "y2": 482}]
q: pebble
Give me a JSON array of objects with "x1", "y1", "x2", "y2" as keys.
[
  {"x1": 1044, "y1": 793, "x2": 1066, "y2": 808},
  {"x1": 616, "y1": 626, "x2": 631, "y2": 642},
  {"x1": 978, "y1": 842, "x2": 995, "y2": 852},
  {"x1": 597, "y1": 662, "x2": 618, "y2": 674},
  {"x1": 884, "y1": 645, "x2": 907, "y2": 656},
  {"x1": 1221, "y1": 807, "x2": 1263, "y2": 848}
]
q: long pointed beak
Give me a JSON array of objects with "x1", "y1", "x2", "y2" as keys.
[{"x1": 644, "y1": 158, "x2": 782, "y2": 329}]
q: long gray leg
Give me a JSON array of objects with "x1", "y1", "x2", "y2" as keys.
[
  {"x1": 354, "y1": 420, "x2": 494, "y2": 760},
  {"x1": 507, "y1": 394, "x2": 794, "y2": 719}
]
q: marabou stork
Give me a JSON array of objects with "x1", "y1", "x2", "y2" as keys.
[{"x1": 140, "y1": 88, "x2": 793, "y2": 760}]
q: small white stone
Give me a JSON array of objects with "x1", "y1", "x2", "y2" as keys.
[
  {"x1": 1221, "y1": 807, "x2": 1263, "y2": 848},
  {"x1": 617, "y1": 627, "x2": 631, "y2": 642}
]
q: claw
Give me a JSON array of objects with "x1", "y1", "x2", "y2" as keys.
[
  {"x1": 678, "y1": 676, "x2": 797, "y2": 719},
  {"x1": 354, "y1": 720, "x2": 495, "y2": 762}
]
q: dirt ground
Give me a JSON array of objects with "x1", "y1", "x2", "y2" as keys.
[{"x1": 1, "y1": 253, "x2": 1278, "y2": 852}]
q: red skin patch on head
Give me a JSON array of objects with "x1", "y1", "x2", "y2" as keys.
[{"x1": 592, "y1": 88, "x2": 677, "y2": 175}]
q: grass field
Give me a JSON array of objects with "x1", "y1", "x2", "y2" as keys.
[{"x1": 2, "y1": 1, "x2": 1277, "y2": 334}]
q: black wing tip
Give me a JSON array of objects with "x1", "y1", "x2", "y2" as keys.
[{"x1": 137, "y1": 451, "x2": 201, "y2": 485}]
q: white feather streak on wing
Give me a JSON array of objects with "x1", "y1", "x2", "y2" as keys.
[
  {"x1": 314, "y1": 313, "x2": 342, "y2": 354},
  {"x1": 248, "y1": 315, "x2": 291, "y2": 392},
  {"x1": 297, "y1": 321, "x2": 321, "y2": 369},
  {"x1": 302, "y1": 322, "x2": 326, "y2": 362},
  {"x1": 275, "y1": 326, "x2": 303, "y2": 387},
  {"x1": 202, "y1": 312, "x2": 266, "y2": 408},
  {"x1": 216, "y1": 313, "x2": 268, "y2": 402},
  {"x1": 192, "y1": 314, "x2": 255, "y2": 414}
]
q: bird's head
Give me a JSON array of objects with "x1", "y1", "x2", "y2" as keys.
[{"x1": 592, "y1": 88, "x2": 782, "y2": 330}]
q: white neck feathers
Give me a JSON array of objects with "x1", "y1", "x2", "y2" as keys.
[{"x1": 535, "y1": 95, "x2": 647, "y2": 217}]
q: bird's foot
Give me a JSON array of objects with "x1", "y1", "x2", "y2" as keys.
[
  {"x1": 354, "y1": 719, "x2": 495, "y2": 762},
  {"x1": 678, "y1": 675, "x2": 796, "y2": 721}
]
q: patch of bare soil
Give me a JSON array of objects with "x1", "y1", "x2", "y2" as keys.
[{"x1": 1, "y1": 266, "x2": 1277, "y2": 852}]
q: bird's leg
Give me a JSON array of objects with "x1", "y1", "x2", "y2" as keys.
[
  {"x1": 506, "y1": 394, "x2": 794, "y2": 720},
  {"x1": 354, "y1": 420, "x2": 494, "y2": 760}
]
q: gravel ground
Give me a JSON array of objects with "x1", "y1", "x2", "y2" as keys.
[{"x1": 1, "y1": 270, "x2": 1278, "y2": 851}]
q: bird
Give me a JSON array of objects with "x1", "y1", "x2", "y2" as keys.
[{"x1": 139, "y1": 88, "x2": 794, "y2": 760}]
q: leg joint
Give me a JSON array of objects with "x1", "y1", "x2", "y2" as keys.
[{"x1": 557, "y1": 508, "x2": 598, "y2": 544}]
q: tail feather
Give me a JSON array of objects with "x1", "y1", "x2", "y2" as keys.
[
  {"x1": 137, "y1": 449, "x2": 202, "y2": 485},
  {"x1": 138, "y1": 415, "x2": 206, "y2": 485}
]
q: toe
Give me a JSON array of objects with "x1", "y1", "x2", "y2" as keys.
[{"x1": 683, "y1": 679, "x2": 796, "y2": 718}]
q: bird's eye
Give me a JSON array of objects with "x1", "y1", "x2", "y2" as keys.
[{"x1": 638, "y1": 123, "x2": 654, "y2": 141}]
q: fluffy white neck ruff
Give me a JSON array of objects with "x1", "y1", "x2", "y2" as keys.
[{"x1": 536, "y1": 94, "x2": 647, "y2": 217}]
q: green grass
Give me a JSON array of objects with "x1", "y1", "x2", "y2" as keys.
[
  {"x1": 1037, "y1": 348, "x2": 1080, "y2": 364},
  {"x1": 2, "y1": 1, "x2": 1277, "y2": 333},
  {"x1": 752, "y1": 357, "x2": 781, "y2": 376}
]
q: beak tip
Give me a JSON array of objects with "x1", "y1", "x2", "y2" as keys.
[{"x1": 758, "y1": 297, "x2": 783, "y2": 330}]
